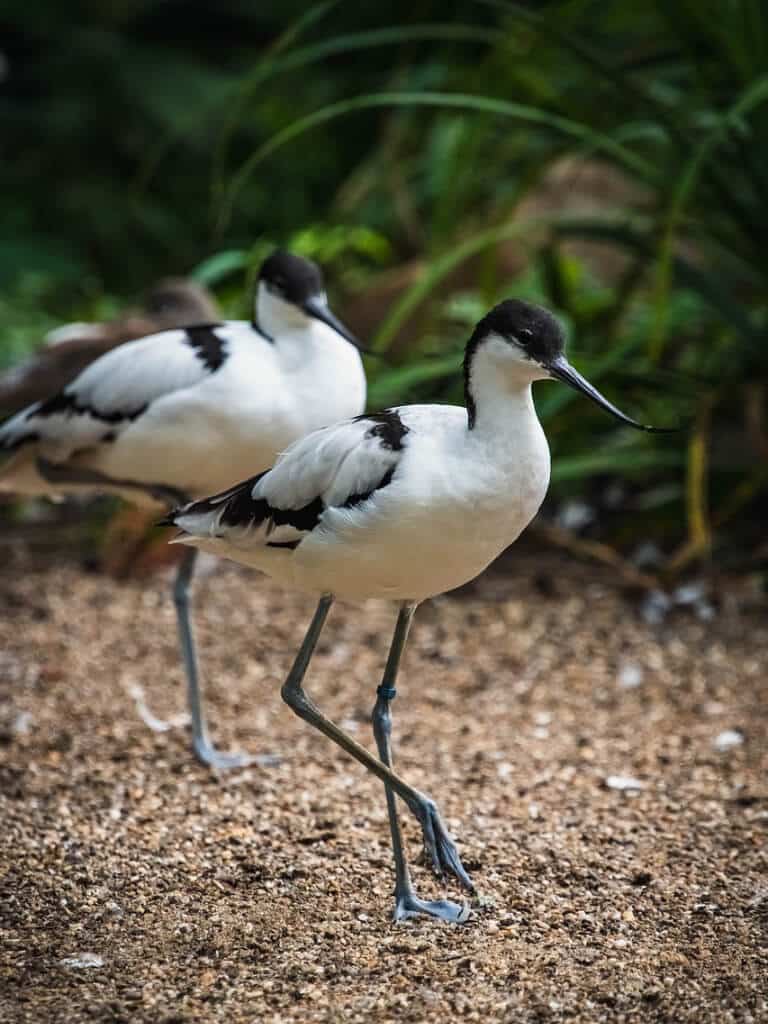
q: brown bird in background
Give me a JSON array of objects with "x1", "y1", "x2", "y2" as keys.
[{"x1": 0, "y1": 277, "x2": 219, "y2": 416}]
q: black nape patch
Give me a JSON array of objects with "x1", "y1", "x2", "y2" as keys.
[
  {"x1": 33, "y1": 391, "x2": 147, "y2": 425},
  {"x1": 355, "y1": 410, "x2": 409, "y2": 451},
  {"x1": 185, "y1": 325, "x2": 227, "y2": 372}
]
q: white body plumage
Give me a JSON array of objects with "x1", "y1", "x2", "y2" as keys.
[
  {"x1": 170, "y1": 337, "x2": 552, "y2": 603},
  {"x1": 0, "y1": 306, "x2": 366, "y2": 505},
  {"x1": 163, "y1": 297, "x2": 660, "y2": 895},
  {"x1": 0, "y1": 249, "x2": 372, "y2": 771}
]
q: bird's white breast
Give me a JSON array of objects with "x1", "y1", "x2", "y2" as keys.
[
  {"x1": 72, "y1": 322, "x2": 366, "y2": 502},
  {"x1": 269, "y1": 319, "x2": 366, "y2": 441},
  {"x1": 289, "y1": 399, "x2": 550, "y2": 602}
]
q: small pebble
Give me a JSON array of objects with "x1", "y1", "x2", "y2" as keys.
[
  {"x1": 60, "y1": 953, "x2": 104, "y2": 969},
  {"x1": 713, "y1": 729, "x2": 744, "y2": 752},
  {"x1": 632, "y1": 541, "x2": 662, "y2": 567},
  {"x1": 3, "y1": 551, "x2": 764, "y2": 1020},
  {"x1": 605, "y1": 775, "x2": 644, "y2": 792},
  {"x1": 641, "y1": 590, "x2": 672, "y2": 625},
  {"x1": 618, "y1": 662, "x2": 644, "y2": 689},
  {"x1": 557, "y1": 500, "x2": 594, "y2": 531},
  {"x1": 13, "y1": 710, "x2": 33, "y2": 734}
]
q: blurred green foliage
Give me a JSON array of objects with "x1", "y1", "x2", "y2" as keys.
[{"x1": 1, "y1": 1, "x2": 767, "y2": 568}]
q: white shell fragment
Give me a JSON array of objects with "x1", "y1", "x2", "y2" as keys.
[
  {"x1": 60, "y1": 953, "x2": 105, "y2": 969},
  {"x1": 617, "y1": 662, "x2": 644, "y2": 689},
  {"x1": 713, "y1": 729, "x2": 744, "y2": 752},
  {"x1": 605, "y1": 775, "x2": 645, "y2": 792},
  {"x1": 557, "y1": 499, "x2": 595, "y2": 531}
]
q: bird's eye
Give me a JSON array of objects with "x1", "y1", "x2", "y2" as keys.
[{"x1": 518, "y1": 327, "x2": 533, "y2": 341}]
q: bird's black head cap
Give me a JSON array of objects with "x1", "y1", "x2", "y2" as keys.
[
  {"x1": 463, "y1": 299, "x2": 566, "y2": 428},
  {"x1": 259, "y1": 249, "x2": 324, "y2": 304},
  {"x1": 463, "y1": 298, "x2": 674, "y2": 434},
  {"x1": 473, "y1": 299, "x2": 565, "y2": 363}
]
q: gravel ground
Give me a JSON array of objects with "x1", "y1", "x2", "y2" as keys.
[{"x1": 1, "y1": 544, "x2": 766, "y2": 1023}]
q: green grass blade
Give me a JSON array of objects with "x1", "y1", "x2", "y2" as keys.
[
  {"x1": 367, "y1": 355, "x2": 462, "y2": 407},
  {"x1": 218, "y1": 91, "x2": 658, "y2": 231},
  {"x1": 371, "y1": 218, "x2": 550, "y2": 354},
  {"x1": 212, "y1": 23, "x2": 502, "y2": 200},
  {"x1": 554, "y1": 216, "x2": 762, "y2": 349},
  {"x1": 190, "y1": 249, "x2": 249, "y2": 286},
  {"x1": 550, "y1": 449, "x2": 685, "y2": 484},
  {"x1": 136, "y1": 0, "x2": 339, "y2": 196},
  {"x1": 650, "y1": 73, "x2": 768, "y2": 359},
  {"x1": 474, "y1": 0, "x2": 767, "y2": 251}
]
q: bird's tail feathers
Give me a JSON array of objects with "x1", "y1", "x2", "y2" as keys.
[
  {"x1": 157, "y1": 501, "x2": 218, "y2": 539},
  {"x1": 168, "y1": 531, "x2": 199, "y2": 547}
]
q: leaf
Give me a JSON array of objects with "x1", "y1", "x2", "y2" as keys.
[
  {"x1": 554, "y1": 217, "x2": 763, "y2": 349},
  {"x1": 367, "y1": 354, "x2": 461, "y2": 407},
  {"x1": 212, "y1": 21, "x2": 503, "y2": 199},
  {"x1": 550, "y1": 449, "x2": 685, "y2": 483},
  {"x1": 218, "y1": 91, "x2": 657, "y2": 230},
  {"x1": 191, "y1": 249, "x2": 249, "y2": 286},
  {"x1": 649, "y1": 73, "x2": 768, "y2": 358}
]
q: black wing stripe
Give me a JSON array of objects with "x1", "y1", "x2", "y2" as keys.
[
  {"x1": 184, "y1": 325, "x2": 227, "y2": 372},
  {"x1": 2, "y1": 430, "x2": 39, "y2": 451},
  {"x1": 215, "y1": 489, "x2": 323, "y2": 532},
  {"x1": 218, "y1": 463, "x2": 397, "y2": 530},
  {"x1": 33, "y1": 391, "x2": 147, "y2": 424},
  {"x1": 341, "y1": 466, "x2": 395, "y2": 510},
  {"x1": 167, "y1": 460, "x2": 399, "y2": 540},
  {"x1": 158, "y1": 472, "x2": 265, "y2": 527},
  {"x1": 11, "y1": 326, "x2": 227, "y2": 435},
  {"x1": 168, "y1": 472, "x2": 324, "y2": 535},
  {"x1": 262, "y1": 496, "x2": 324, "y2": 532},
  {"x1": 353, "y1": 409, "x2": 409, "y2": 450}
]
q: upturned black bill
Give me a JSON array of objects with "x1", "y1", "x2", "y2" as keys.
[{"x1": 548, "y1": 355, "x2": 672, "y2": 433}]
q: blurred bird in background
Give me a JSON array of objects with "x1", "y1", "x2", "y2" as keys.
[
  {"x1": 0, "y1": 278, "x2": 219, "y2": 416},
  {"x1": 0, "y1": 251, "x2": 368, "y2": 770}
]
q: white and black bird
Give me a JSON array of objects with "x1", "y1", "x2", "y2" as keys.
[
  {"x1": 0, "y1": 250, "x2": 368, "y2": 770},
  {"x1": 0, "y1": 278, "x2": 219, "y2": 416},
  {"x1": 165, "y1": 298, "x2": 668, "y2": 921}
]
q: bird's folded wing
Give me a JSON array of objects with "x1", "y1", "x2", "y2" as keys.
[
  {"x1": 168, "y1": 412, "x2": 409, "y2": 548},
  {"x1": 0, "y1": 324, "x2": 229, "y2": 455}
]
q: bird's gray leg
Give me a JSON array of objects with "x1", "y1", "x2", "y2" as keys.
[
  {"x1": 173, "y1": 548, "x2": 252, "y2": 770},
  {"x1": 372, "y1": 602, "x2": 470, "y2": 923},
  {"x1": 281, "y1": 596, "x2": 474, "y2": 894}
]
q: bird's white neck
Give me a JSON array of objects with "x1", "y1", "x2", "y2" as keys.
[
  {"x1": 253, "y1": 281, "x2": 361, "y2": 384},
  {"x1": 465, "y1": 335, "x2": 549, "y2": 438},
  {"x1": 462, "y1": 340, "x2": 552, "y2": 530},
  {"x1": 268, "y1": 316, "x2": 367, "y2": 425},
  {"x1": 255, "y1": 281, "x2": 312, "y2": 340}
]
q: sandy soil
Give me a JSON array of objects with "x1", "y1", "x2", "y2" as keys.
[{"x1": 1, "y1": 545, "x2": 766, "y2": 1023}]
